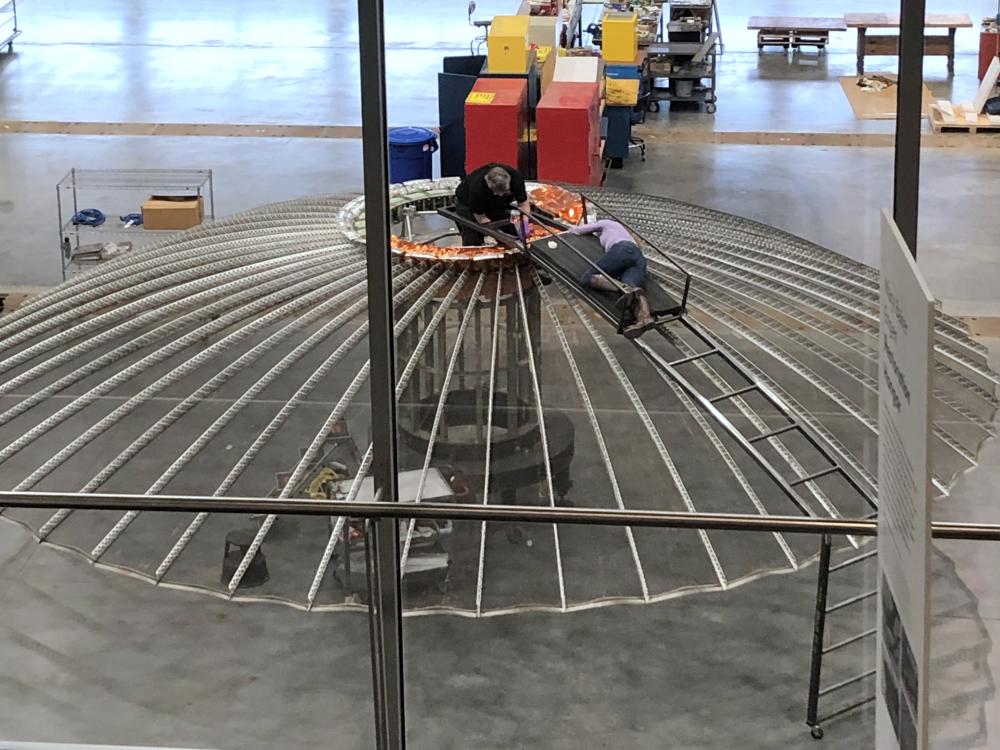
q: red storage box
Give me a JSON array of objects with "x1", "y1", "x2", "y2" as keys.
[
  {"x1": 980, "y1": 30, "x2": 1000, "y2": 80},
  {"x1": 464, "y1": 78, "x2": 529, "y2": 174},
  {"x1": 536, "y1": 81, "x2": 603, "y2": 186}
]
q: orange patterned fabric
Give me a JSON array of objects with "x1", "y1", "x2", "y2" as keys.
[{"x1": 389, "y1": 184, "x2": 585, "y2": 263}]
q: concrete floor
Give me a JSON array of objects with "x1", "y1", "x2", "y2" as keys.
[
  {"x1": 5, "y1": 136, "x2": 1000, "y2": 309},
  {"x1": 1, "y1": 1, "x2": 999, "y2": 748},
  {"x1": 0, "y1": 458, "x2": 996, "y2": 750}
]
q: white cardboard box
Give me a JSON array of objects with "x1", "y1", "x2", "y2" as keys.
[{"x1": 553, "y1": 56, "x2": 602, "y2": 83}]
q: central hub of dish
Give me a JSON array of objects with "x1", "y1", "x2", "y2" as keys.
[{"x1": 336, "y1": 180, "x2": 586, "y2": 270}]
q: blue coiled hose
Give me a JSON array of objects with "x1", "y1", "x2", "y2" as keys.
[{"x1": 72, "y1": 208, "x2": 106, "y2": 227}]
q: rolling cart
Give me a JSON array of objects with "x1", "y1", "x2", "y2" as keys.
[{"x1": 647, "y1": 0, "x2": 720, "y2": 113}]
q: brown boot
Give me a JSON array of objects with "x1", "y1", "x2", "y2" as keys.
[{"x1": 623, "y1": 293, "x2": 656, "y2": 339}]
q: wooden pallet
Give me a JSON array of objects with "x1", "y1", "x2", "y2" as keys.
[
  {"x1": 756, "y1": 29, "x2": 831, "y2": 51},
  {"x1": 929, "y1": 103, "x2": 1000, "y2": 134}
]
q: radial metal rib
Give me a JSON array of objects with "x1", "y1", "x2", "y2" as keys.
[
  {"x1": 562, "y1": 289, "x2": 729, "y2": 590},
  {"x1": 154, "y1": 267, "x2": 448, "y2": 582},
  {"x1": 515, "y1": 270, "x2": 568, "y2": 610},
  {"x1": 399, "y1": 272, "x2": 486, "y2": 570},
  {"x1": 475, "y1": 268, "x2": 504, "y2": 616},
  {"x1": 539, "y1": 274, "x2": 651, "y2": 599},
  {"x1": 304, "y1": 270, "x2": 472, "y2": 604}
]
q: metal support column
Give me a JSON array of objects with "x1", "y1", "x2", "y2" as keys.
[
  {"x1": 892, "y1": 0, "x2": 926, "y2": 256},
  {"x1": 357, "y1": 0, "x2": 405, "y2": 746},
  {"x1": 806, "y1": 534, "x2": 833, "y2": 739}
]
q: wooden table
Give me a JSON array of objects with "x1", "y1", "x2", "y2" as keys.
[
  {"x1": 845, "y1": 13, "x2": 973, "y2": 75},
  {"x1": 747, "y1": 16, "x2": 847, "y2": 53}
]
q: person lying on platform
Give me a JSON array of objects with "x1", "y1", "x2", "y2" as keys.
[
  {"x1": 454, "y1": 163, "x2": 531, "y2": 245},
  {"x1": 568, "y1": 218, "x2": 656, "y2": 339}
]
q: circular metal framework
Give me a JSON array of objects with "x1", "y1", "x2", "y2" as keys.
[{"x1": 0, "y1": 181, "x2": 995, "y2": 616}]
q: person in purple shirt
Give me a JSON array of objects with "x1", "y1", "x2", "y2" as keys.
[{"x1": 568, "y1": 219, "x2": 654, "y2": 337}]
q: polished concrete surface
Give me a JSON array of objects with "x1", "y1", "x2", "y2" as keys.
[
  {"x1": 0, "y1": 431, "x2": 996, "y2": 749},
  {"x1": 0, "y1": 1, "x2": 999, "y2": 747},
  {"x1": 1, "y1": 0, "x2": 994, "y2": 127}
]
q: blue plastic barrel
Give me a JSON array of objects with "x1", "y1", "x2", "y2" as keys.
[{"x1": 388, "y1": 127, "x2": 438, "y2": 183}]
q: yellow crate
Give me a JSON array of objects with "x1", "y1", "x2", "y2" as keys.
[
  {"x1": 602, "y1": 11, "x2": 638, "y2": 63},
  {"x1": 488, "y1": 15, "x2": 531, "y2": 74}
]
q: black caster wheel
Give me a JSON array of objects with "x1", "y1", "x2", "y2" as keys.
[
  {"x1": 810, "y1": 726, "x2": 824, "y2": 740},
  {"x1": 647, "y1": 101, "x2": 660, "y2": 113},
  {"x1": 706, "y1": 103, "x2": 717, "y2": 114}
]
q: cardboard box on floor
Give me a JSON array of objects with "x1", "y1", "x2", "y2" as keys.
[{"x1": 142, "y1": 195, "x2": 204, "y2": 230}]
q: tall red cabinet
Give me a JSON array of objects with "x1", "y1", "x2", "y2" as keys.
[
  {"x1": 536, "y1": 81, "x2": 603, "y2": 186},
  {"x1": 464, "y1": 78, "x2": 529, "y2": 174},
  {"x1": 980, "y1": 30, "x2": 1000, "y2": 80}
]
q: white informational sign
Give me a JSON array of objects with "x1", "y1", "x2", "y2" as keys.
[{"x1": 876, "y1": 211, "x2": 933, "y2": 750}]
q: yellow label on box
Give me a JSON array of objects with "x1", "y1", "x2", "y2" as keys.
[{"x1": 466, "y1": 91, "x2": 497, "y2": 105}]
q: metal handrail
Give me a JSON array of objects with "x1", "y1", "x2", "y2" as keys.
[
  {"x1": 435, "y1": 206, "x2": 522, "y2": 249},
  {"x1": 1, "y1": 491, "x2": 999, "y2": 541}
]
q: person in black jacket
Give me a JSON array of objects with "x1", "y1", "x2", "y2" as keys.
[{"x1": 453, "y1": 163, "x2": 531, "y2": 245}]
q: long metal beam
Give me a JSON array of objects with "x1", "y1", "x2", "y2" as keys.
[
  {"x1": 892, "y1": 0, "x2": 926, "y2": 255},
  {"x1": 2, "y1": 491, "x2": 1000, "y2": 540},
  {"x1": 357, "y1": 0, "x2": 405, "y2": 744}
]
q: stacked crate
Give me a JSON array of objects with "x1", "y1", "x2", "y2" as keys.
[
  {"x1": 464, "y1": 78, "x2": 529, "y2": 174},
  {"x1": 536, "y1": 81, "x2": 603, "y2": 186}
]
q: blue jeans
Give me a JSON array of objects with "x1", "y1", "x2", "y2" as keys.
[{"x1": 582, "y1": 241, "x2": 647, "y2": 288}]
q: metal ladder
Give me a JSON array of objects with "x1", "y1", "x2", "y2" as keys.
[
  {"x1": 564, "y1": 193, "x2": 882, "y2": 739},
  {"x1": 563, "y1": 193, "x2": 878, "y2": 522},
  {"x1": 633, "y1": 314, "x2": 877, "y2": 519},
  {"x1": 805, "y1": 535, "x2": 878, "y2": 739}
]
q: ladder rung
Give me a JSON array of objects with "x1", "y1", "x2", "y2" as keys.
[
  {"x1": 829, "y1": 550, "x2": 877, "y2": 573},
  {"x1": 826, "y1": 589, "x2": 876, "y2": 613},
  {"x1": 708, "y1": 384, "x2": 758, "y2": 403},
  {"x1": 818, "y1": 669, "x2": 876, "y2": 697},
  {"x1": 790, "y1": 466, "x2": 840, "y2": 487},
  {"x1": 748, "y1": 423, "x2": 800, "y2": 444},
  {"x1": 667, "y1": 349, "x2": 720, "y2": 367},
  {"x1": 823, "y1": 628, "x2": 876, "y2": 654},
  {"x1": 816, "y1": 695, "x2": 876, "y2": 724}
]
